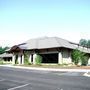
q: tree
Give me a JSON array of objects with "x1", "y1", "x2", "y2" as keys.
[
  {"x1": 79, "y1": 39, "x2": 87, "y2": 47},
  {"x1": 87, "y1": 40, "x2": 90, "y2": 48},
  {"x1": 0, "y1": 46, "x2": 9, "y2": 54}
]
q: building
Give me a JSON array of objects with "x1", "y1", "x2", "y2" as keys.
[
  {"x1": 0, "y1": 53, "x2": 13, "y2": 63},
  {"x1": 8, "y1": 37, "x2": 90, "y2": 65}
]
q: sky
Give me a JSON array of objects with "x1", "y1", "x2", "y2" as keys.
[{"x1": 0, "y1": 0, "x2": 90, "y2": 47}]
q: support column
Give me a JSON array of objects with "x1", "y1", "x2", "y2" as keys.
[
  {"x1": 18, "y1": 55, "x2": 21, "y2": 65},
  {"x1": 58, "y1": 52, "x2": 63, "y2": 64},
  {"x1": 88, "y1": 58, "x2": 90, "y2": 65},
  {"x1": 29, "y1": 54, "x2": 32, "y2": 64},
  {"x1": 33, "y1": 54, "x2": 37, "y2": 64},
  {"x1": 12, "y1": 55, "x2": 15, "y2": 65},
  {"x1": 22, "y1": 54, "x2": 24, "y2": 65}
]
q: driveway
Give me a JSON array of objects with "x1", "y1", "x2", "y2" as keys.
[{"x1": 0, "y1": 66, "x2": 90, "y2": 90}]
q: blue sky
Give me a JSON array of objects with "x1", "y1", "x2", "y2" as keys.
[{"x1": 0, "y1": 0, "x2": 90, "y2": 46}]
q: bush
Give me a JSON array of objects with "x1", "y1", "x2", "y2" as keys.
[
  {"x1": 35, "y1": 55, "x2": 42, "y2": 65},
  {"x1": 24, "y1": 52, "x2": 30, "y2": 65},
  {"x1": 71, "y1": 49, "x2": 89, "y2": 66},
  {"x1": 71, "y1": 49, "x2": 82, "y2": 65},
  {"x1": 81, "y1": 56, "x2": 89, "y2": 66},
  {"x1": 0, "y1": 59, "x2": 3, "y2": 64}
]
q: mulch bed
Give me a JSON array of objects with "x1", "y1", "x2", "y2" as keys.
[{"x1": 19, "y1": 65, "x2": 90, "y2": 69}]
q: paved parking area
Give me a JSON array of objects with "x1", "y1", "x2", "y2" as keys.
[
  {"x1": 51, "y1": 71, "x2": 85, "y2": 76},
  {"x1": 0, "y1": 77, "x2": 60, "y2": 90},
  {"x1": 0, "y1": 78, "x2": 30, "y2": 90},
  {"x1": 0, "y1": 66, "x2": 90, "y2": 90}
]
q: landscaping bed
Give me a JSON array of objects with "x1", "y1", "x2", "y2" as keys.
[{"x1": 18, "y1": 64, "x2": 90, "y2": 69}]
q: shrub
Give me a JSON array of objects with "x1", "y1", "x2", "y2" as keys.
[
  {"x1": 24, "y1": 52, "x2": 30, "y2": 65},
  {"x1": 81, "y1": 55, "x2": 89, "y2": 66},
  {"x1": 71, "y1": 49, "x2": 82, "y2": 65},
  {"x1": 0, "y1": 59, "x2": 3, "y2": 64},
  {"x1": 71, "y1": 49, "x2": 89, "y2": 66},
  {"x1": 35, "y1": 55, "x2": 42, "y2": 65}
]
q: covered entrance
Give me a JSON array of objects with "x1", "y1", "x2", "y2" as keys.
[
  {"x1": 40, "y1": 53, "x2": 58, "y2": 63},
  {"x1": 9, "y1": 45, "x2": 24, "y2": 65}
]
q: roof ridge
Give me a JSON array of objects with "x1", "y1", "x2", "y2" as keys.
[{"x1": 54, "y1": 37, "x2": 62, "y2": 47}]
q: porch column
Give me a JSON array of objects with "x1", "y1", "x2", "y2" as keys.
[
  {"x1": 29, "y1": 54, "x2": 32, "y2": 64},
  {"x1": 88, "y1": 58, "x2": 90, "y2": 65},
  {"x1": 12, "y1": 55, "x2": 15, "y2": 65},
  {"x1": 58, "y1": 52, "x2": 63, "y2": 64},
  {"x1": 18, "y1": 55, "x2": 21, "y2": 65},
  {"x1": 22, "y1": 54, "x2": 24, "y2": 65},
  {"x1": 33, "y1": 54, "x2": 37, "y2": 64}
]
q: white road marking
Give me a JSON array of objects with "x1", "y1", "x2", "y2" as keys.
[
  {"x1": 8, "y1": 83, "x2": 30, "y2": 90},
  {"x1": 83, "y1": 72, "x2": 90, "y2": 77}
]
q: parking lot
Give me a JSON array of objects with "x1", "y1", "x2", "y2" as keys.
[
  {"x1": 0, "y1": 78, "x2": 31, "y2": 90},
  {"x1": 0, "y1": 66, "x2": 90, "y2": 90}
]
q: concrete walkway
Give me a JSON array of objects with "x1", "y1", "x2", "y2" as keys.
[
  {"x1": 0, "y1": 65, "x2": 90, "y2": 73},
  {"x1": 0, "y1": 65, "x2": 90, "y2": 77}
]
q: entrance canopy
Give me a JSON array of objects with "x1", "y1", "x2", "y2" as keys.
[{"x1": 9, "y1": 45, "x2": 23, "y2": 53}]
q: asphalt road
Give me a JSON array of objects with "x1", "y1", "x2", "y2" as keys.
[{"x1": 0, "y1": 67, "x2": 90, "y2": 90}]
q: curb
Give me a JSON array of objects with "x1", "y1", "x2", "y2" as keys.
[{"x1": 0, "y1": 65, "x2": 90, "y2": 72}]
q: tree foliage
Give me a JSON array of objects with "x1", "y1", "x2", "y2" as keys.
[
  {"x1": 79, "y1": 39, "x2": 90, "y2": 48},
  {"x1": 0, "y1": 46, "x2": 9, "y2": 54},
  {"x1": 87, "y1": 40, "x2": 90, "y2": 48},
  {"x1": 79, "y1": 39, "x2": 87, "y2": 47}
]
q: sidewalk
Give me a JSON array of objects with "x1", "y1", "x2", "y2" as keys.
[
  {"x1": 0, "y1": 64, "x2": 90, "y2": 77},
  {"x1": 0, "y1": 64, "x2": 90, "y2": 72}
]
